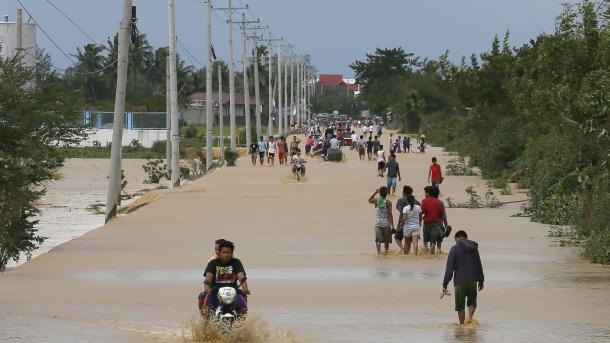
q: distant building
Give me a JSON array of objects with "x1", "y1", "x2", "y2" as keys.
[
  {"x1": 317, "y1": 74, "x2": 360, "y2": 96},
  {"x1": 0, "y1": 13, "x2": 36, "y2": 69},
  {"x1": 184, "y1": 92, "x2": 263, "y2": 125}
]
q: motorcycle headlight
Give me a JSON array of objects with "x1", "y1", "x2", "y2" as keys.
[{"x1": 217, "y1": 287, "x2": 237, "y2": 305}]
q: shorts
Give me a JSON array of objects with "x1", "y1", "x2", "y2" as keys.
[
  {"x1": 454, "y1": 282, "x2": 478, "y2": 311},
  {"x1": 278, "y1": 151, "x2": 286, "y2": 160},
  {"x1": 432, "y1": 179, "x2": 442, "y2": 187},
  {"x1": 203, "y1": 291, "x2": 247, "y2": 312},
  {"x1": 377, "y1": 161, "x2": 386, "y2": 171},
  {"x1": 359, "y1": 146, "x2": 365, "y2": 155},
  {"x1": 305, "y1": 144, "x2": 312, "y2": 154},
  {"x1": 268, "y1": 152, "x2": 275, "y2": 158},
  {"x1": 387, "y1": 177, "x2": 397, "y2": 189},
  {"x1": 250, "y1": 153, "x2": 257, "y2": 159},
  {"x1": 403, "y1": 226, "x2": 420, "y2": 237},
  {"x1": 423, "y1": 222, "x2": 442, "y2": 244},
  {"x1": 375, "y1": 226, "x2": 392, "y2": 244},
  {"x1": 258, "y1": 151, "x2": 265, "y2": 159},
  {"x1": 394, "y1": 228, "x2": 404, "y2": 240}
]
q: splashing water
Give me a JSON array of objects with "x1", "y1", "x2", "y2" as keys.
[{"x1": 188, "y1": 315, "x2": 300, "y2": 343}]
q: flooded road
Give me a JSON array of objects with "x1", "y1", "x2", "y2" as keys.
[{"x1": 1, "y1": 144, "x2": 609, "y2": 342}]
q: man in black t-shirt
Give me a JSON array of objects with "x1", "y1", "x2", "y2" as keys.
[
  {"x1": 249, "y1": 141, "x2": 259, "y2": 166},
  {"x1": 366, "y1": 136, "x2": 374, "y2": 160},
  {"x1": 202, "y1": 241, "x2": 250, "y2": 315}
]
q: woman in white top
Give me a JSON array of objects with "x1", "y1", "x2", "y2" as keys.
[
  {"x1": 267, "y1": 136, "x2": 277, "y2": 166},
  {"x1": 377, "y1": 145, "x2": 386, "y2": 176},
  {"x1": 401, "y1": 194, "x2": 422, "y2": 255}
]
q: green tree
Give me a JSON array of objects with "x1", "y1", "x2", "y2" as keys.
[{"x1": 0, "y1": 55, "x2": 86, "y2": 271}]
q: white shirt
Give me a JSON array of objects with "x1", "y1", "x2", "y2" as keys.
[
  {"x1": 402, "y1": 204, "x2": 422, "y2": 230},
  {"x1": 351, "y1": 133, "x2": 358, "y2": 142},
  {"x1": 330, "y1": 137, "x2": 340, "y2": 149},
  {"x1": 377, "y1": 150, "x2": 385, "y2": 162},
  {"x1": 369, "y1": 125, "x2": 374, "y2": 132}
]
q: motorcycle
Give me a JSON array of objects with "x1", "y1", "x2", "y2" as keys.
[{"x1": 212, "y1": 287, "x2": 240, "y2": 332}]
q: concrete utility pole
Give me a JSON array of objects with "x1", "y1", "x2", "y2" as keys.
[
  {"x1": 267, "y1": 33, "x2": 273, "y2": 136},
  {"x1": 277, "y1": 41, "x2": 282, "y2": 136},
  {"x1": 213, "y1": 1, "x2": 246, "y2": 150},
  {"x1": 290, "y1": 50, "x2": 294, "y2": 127},
  {"x1": 227, "y1": 0, "x2": 236, "y2": 149},
  {"x1": 166, "y1": 59, "x2": 172, "y2": 168},
  {"x1": 284, "y1": 48, "x2": 288, "y2": 133},
  {"x1": 15, "y1": 8, "x2": 22, "y2": 54},
  {"x1": 218, "y1": 64, "x2": 224, "y2": 163},
  {"x1": 296, "y1": 59, "x2": 301, "y2": 125},
  {"x1": 205, "y1": 0, "x2": 214, "y2": 170},
  {"x1": 252, "y1": 29, "x2": 262, "y2": 137},
  {"x1": 105, "y1": 0, "x2": 132, "y2": 222},
  {"x1": 236, "y1": 14, "x2": 259, "y2": 147},
  {"x1": 168, "y1": 0, "x2": 180, "y2": 188}
]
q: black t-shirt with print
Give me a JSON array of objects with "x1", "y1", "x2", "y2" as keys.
[
  {"x1": 204, "y1": 258, "x2": 246, "y2": 293},
  {"x1": 250, "y1": 143, "x2": 259, "y2": 154}
]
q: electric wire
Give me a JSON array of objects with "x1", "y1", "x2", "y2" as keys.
[
  {"x1": 15, "y1": 0, "x2": 76, "y2": 64},
  {"x1": 44, "y1": 0, "x2": 99, "y2": 45}
]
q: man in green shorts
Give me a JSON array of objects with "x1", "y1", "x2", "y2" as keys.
[{"x1": 442, "y1": 230, "x2": 484, "y2": 324}]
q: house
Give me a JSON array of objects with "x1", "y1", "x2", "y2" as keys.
[
  {"x1": 317, "y1": 74, "x2": 360, "y2": 96},
  {"x1": 184, "y1": 92, "x2": 263, "y2": 125}
]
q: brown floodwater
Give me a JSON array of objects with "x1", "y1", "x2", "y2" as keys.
[{"x1": 1, "y1": 142, "x2": 609, "y2": 342}]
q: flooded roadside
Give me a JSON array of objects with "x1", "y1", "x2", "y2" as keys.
[
  {"x1": 1, "y1": 146, "x2": 609, "y2": 342},
  {"x1": 6, "y1": 159, "x2": 152, "y2": 268}
]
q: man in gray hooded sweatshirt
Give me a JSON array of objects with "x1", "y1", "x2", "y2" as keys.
[{"x1": 442, "y1": 230, "x2": 484, "y2": 324}]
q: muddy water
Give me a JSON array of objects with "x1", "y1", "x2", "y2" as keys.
[
  {"x1": 1, "y1": 143, "x2": 610, "y2": 342},
  {"x1": 6, "y1": 159, "x2": 151, "y2": 268}
]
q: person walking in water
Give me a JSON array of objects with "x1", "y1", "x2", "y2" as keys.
[
  {"x1": 366, "y1": 136, "x2": 374, "y2": 160},
  {"x1": 368, "y1": 187, "x2": 395, "y2": 255},
  {"x1": 267, "y1": 136, "x2": 277, "y2": 166},
  {"x1": 421, "y1": 186, "x2": 445, "y2": 255},
  {"x1": 443, "y1": 230, "x2": 484, "y2": 325},
  {"x1": 381, "y1": 153, "x2": 401, "y2": 195},
  {"x1": 277, "y1": 136, "x2": 287, "y2": 166},
  {"x1": 428, "y1": 157, "x2": 444, "y2": 187},
  {"x1": 376, "y1": 145, "x2": 386, "y2": 176},
  {"x1": 249, "y1": 139, "x2": 259, "y2": 166},
  {"x1": 401, "y1": 194, "x2": 422, "y2": 255},
  {"x1": 257, "y1": 136, "x2": 267, "y2": 166}
]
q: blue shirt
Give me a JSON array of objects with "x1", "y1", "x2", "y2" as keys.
[{"x1": 257, "y1": 141, "x2": 267, "y2": 152}]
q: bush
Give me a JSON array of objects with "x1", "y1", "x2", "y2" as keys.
[
  {"x1": 184, "y1": 124, "x2": 198, "y2": 139},
  {"x1": 445, "y1": 157, "x2": 477, "y2": 176},
  {"x1": 142, "y1": 159, "x2": 168, "y2": 184},
  {"x1": 151, "y1": 140, "x2": 166, "y2": 155},
  {"x1": 224, "y1": 148, "x2": 239, "y2": 166}
]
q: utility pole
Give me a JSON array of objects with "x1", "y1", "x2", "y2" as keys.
[
  {"x1": 236, "y1": 14, "x2": 259, "y2": 147},
  {"x1": 15, "y1": 8, "x2": 22, "y2": 54},
  {"x1": 105, "y1": 0, "x2": 132, "y2": 222},
  {"x1": 205, "y1": 0, "x2": 213, "y2": 170},
  {"x1": 168, "y1": 0, "x2": 180, "y2": 188},
  {"x1": 252, "y1": 28, "x2": 262, "y2": 137},
  {"x1": 277, "y1": 41, "x2": 282, "y2": 136},
  {"x1": 214, "y1": 1, "x2": 246, "y2": 150},
  {"x1": 296, "y1": 59, "x2": 301, "y2": 125},
  {"x1": 166, "y1": 59, "x2": 172, "y2": 168},
  {"x1": 284, "y1": 48, "x2": 288, "y2": 133},
  {"x1": 218, "y1": 64, "x2": 224, "y2": 163},
  {"x1": 267, "y1": 33, "x2": 273, "y2": 136},
  {"x1": 290, "y1": 50, "x2": 294, "y2": 128}
]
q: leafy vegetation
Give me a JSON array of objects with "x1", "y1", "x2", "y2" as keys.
[
  {"x1": 0, "y1": 55, "x2": 86, "y2": 271},
  {"x1": 446, "y1": 186, "x2": 502, "y2": 209},
  {"x1": 445, "y1": 157, "x2": 477, "y2": 176},
  {"x1": 353, "y1": 1, "x2": 610, "y2": 263}
]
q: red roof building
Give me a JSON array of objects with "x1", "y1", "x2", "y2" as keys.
[{"x1": 318, "y1": 74, "x2": 344, "y2": 86}]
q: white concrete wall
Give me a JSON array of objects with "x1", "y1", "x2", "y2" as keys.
[
  {"x1": 81, "y1": 129, "x2": 167, "y2": 148},
  {"x1": 0, "y1": 22, "x2": 36, "y2": 69}
]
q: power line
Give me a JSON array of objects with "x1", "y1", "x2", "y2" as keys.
[
  {"x1": 44, "y1": 0, "x2": 99, "y2": 45},
  {"x1": 15, "y1": 0, "x2": 76, "y2": 64},
  {"x1": 177, "y1": 37, "x2": 204, "y2": 66}
]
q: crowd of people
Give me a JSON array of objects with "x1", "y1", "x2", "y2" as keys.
[{"x1": 205, "y1": 123, "x2": 484, "y2": 326}]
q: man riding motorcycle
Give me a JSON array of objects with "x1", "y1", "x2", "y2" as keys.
[{"x1": 201, "y1": 240, "x2": 250, "y2": 317}]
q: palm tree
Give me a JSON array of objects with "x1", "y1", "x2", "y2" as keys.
[{"x1": 73, "y1": 43, "x2": 105, "y2": 102}]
